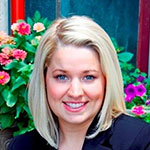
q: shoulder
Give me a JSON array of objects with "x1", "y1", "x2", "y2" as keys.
[
  {"x1": 7, "y1": 130, "x2": 52, "y2": 150},
  {"x1": 113, "y1": 114, "x2": 150, "y2": 133},
  {"x1": 114, "y1": 113, "x2": 150, "y2": 129},
  {"x1": 111, "y1": 114, "x2": 150, "y2": 149}
]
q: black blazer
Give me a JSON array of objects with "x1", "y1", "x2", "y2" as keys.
[{"x1": 8, "y1": 114, "x2": 150, "y2": 150}]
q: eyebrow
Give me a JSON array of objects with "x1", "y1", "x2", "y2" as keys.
[
  {"x1": 83, "y1": 70, "x2": 99, "y2": 73},
  {"x1": 52, "y1": 69, "x2": 67, "y2": 73}
]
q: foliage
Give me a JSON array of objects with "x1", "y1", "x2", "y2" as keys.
[
  {"x1": 112, "y1": 38, "x2": 150, "y2": 123},
  {"x1": 0, "y1": 11, "x2": 51, "y2": 135}
]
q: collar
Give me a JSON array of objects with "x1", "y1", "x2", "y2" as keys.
[
  {"x1": 82, "y1": 116, "x2": 115, "y2": 150},
  {"x1": 82, "y1": 128, "x2": 113, "y2": 150}
]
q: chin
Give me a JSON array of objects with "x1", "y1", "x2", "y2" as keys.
[{"x1": 61, "y1": 115, "x2": 94, "y2": 125}]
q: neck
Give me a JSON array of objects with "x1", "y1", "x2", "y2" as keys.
[{"x1": 58, "y1": 119, "x2": 93, "y2": 150}]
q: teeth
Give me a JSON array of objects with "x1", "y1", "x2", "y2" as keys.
[{"x1": 66, "y1": 103, "x2": 84, "y2": 109}]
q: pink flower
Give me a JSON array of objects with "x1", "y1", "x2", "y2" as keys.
[
  {"x1": 131, "y1": 106, "x2": 145, "y2": 116},
  {"x1": 136, "y1": 75, "x2": 145, "y2": 82},
  {"x1": 0, "y1": 71, "x2": 10, "y2": 85},
  {"x1": 0, "y1": 53, "x2": 12, "y2": 65},
  {"x1": 17, "y1": 22, "x2": 31, "y2": 35},
  {"x1": 135, "y1": 84, "x2": 146, "y2": 97},
  {"x1": 2, "y1": 47, "x2": 13, "y2": 57},
  {"x1": 33, "y1": 22, "x2": 45, "y2": 32},
  {"x1": 11, "y1": 23, "x2": 19, "y2": 32},
  {"x1": 124, "y1": 84, "x2": 136, "y2": 102},
  {"x1": 0, "y1": 31, "x2": 13, "y2": 46},
  {"x1": 12, "y1": 49, "x2": 27, "y2": 60},
  {"x1": 0, "y1": 31, "x2": 7, "y2": 40}
]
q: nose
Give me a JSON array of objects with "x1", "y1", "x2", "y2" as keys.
[{"x1": 68, "y1": 78, "x2": 84, "y2": 99}]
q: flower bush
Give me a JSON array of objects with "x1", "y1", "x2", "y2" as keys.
[
  {"x1": 112, "y1": 38, "x2": 150, "y2": 123},
  {"x1": 0, "y1": 11, "x2": 51, "y2": 135},
  {"x1": 0, "y1": 12, "x2": 150, "y2": 136},
  {"x1": 124, "y1": 75, "x2": 150, "y2": 123}
]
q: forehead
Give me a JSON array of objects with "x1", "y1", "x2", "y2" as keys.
[
  {"x1": 53, "y1": 44, "x2": 99, "y2": 60},
  {"x1": 47, "y1": 44, "x2": 101, "y2": 71}
]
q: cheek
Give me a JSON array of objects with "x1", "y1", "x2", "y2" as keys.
[
  {"x1": 46, "y1": 80, "x2": 68, "y2": 101},
  {"x1": 84, "y1": 79, "x2": 105, "y2": 101}
]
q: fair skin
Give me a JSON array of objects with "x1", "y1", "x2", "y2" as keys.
[{"x1": 46, "y1": 45, "x2": 105, "y2": 150}]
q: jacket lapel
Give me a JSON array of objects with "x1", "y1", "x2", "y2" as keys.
[
  {"x1": 82, "y1": 118, "x2": 114, "y2": 150},
  {"x1": 82, "y1": 128, "x2": 113, "y2": 150},
  {"x1": 97, "y1": 145, "x2": 112, "y2": 150}
]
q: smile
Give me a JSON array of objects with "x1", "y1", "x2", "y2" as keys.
[
  {"x1": 65, "y1": 103, "x2": 85, "y2": 109},
  {"x1": 63, "y1": 102, "x2": 88, "y2": 112}
]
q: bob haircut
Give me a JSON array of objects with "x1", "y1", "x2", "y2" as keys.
[{"x1": 29, "y1": 16, "x2": 126, "y2": 148}]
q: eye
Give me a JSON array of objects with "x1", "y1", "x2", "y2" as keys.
[
  {"x1": 55, "y1": 75, "x2": 68, "y2": 81},
  {"x1": 83, "y1": 75, "x2": 95, "y2": 81}
]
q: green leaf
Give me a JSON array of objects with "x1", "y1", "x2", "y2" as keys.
[
  {"x1": 118, "y1": 52, "x2": 133, "y2": 62},
  {"x1": 0, "y1": 104, "x2": 12, "y2": 113},
  {"x1": 46, "y1": 21, "x2": 52, "y2": 28},
  {"x1": 23, "y1": 105, "x2": 31, "y2": 116},
  {"x1": 4, "y1": 60, "x2": 26, "y2": 70},
  {"x1": 0, "y1": 84, "x2": 5, "y2": 91},
  {"x1": 6, "y1": 92, "x2": 17, "y2": 107},
  {"x1": 0, "y1": 97, "x2": 5, "y2": 106},
  {"x1": 27, "y1": 17, "x2": 34, "y2": 26},
  {"x1": 125, "y1": 102, "x2": 134, "y2": 109},
  {"x1": 0, "y1": 114, "x2": 15, "y2": 129},
  {"x1": 0, "y1": 44, "x2": 16, "y2": 49},
  {"x1": 23, "y1": 42, "x2": 36, "y2": 53},
  {"x1": 141, "y1": 72, "x2": 147, "y2": 77},
  {"x1": 3, "y1": 60, "x2": 19, "y2": 70},
  {"x1": 1, "y1": 86, "x2": 10, "y2": 100},
  {"x1": 42, "y1": 17, "x2": 48, "y2": 24},
  {"x1": 25, "y1": 34, "x2": 35, "y2": 42},
  {"x1": 13, "y1": 36, "x2": 25, "y2": 47},
  {"x1": 18, "y1": 63, "x2": 33, "y2": 74},
  {"x1": 11, "y1": 76, "x2": 26, "y2": 91},
  {"x1": 15, "y1": 106, "x2": 22, "y2": 119},
  {"x1": 13, "y1": 125, "x2": 30, "y2": 136},
  {"x1": 33, "y1": 11, "x2": 41, "y2": 22},
  {"x1": 18, "y1": 63, "x2": 29, "y2": 72}
]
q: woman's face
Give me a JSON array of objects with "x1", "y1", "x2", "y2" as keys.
[{"x1": 46, "y1": 45, "x2": 105, "y2": 126}]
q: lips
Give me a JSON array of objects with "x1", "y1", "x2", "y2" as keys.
[{"x1": 63, "y1": 101, "x2": 88, "y2": 112}]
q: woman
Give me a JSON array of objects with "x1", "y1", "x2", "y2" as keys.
[{"x1": 8, "y1": 16, "x2": 150, "y2": 150}]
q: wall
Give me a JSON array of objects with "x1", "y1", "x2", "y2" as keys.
[
  {"x1": 25, "y1": 0, "x2": 139, "y2": 63},
  {"x1": 25, "y1": 0, "x2": 56, "y2": 21},
  {"x1": 61, "y1": 0, "x2": 139, "y2": 63}
]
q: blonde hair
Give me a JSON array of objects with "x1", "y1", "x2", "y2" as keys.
[{"x1": 28, "y1": 16, "x2": 126, "y2": 148}]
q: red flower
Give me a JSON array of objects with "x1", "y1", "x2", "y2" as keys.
[
  {"x1": 17, "y1": 22, "x2": 31, "y2": 35},
  {"x1": 12, "y1": 49, "x2": 27, "y2": 60},
  {"x1": 0, "y1": 71, "x2": 10, "y2": 85}
]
